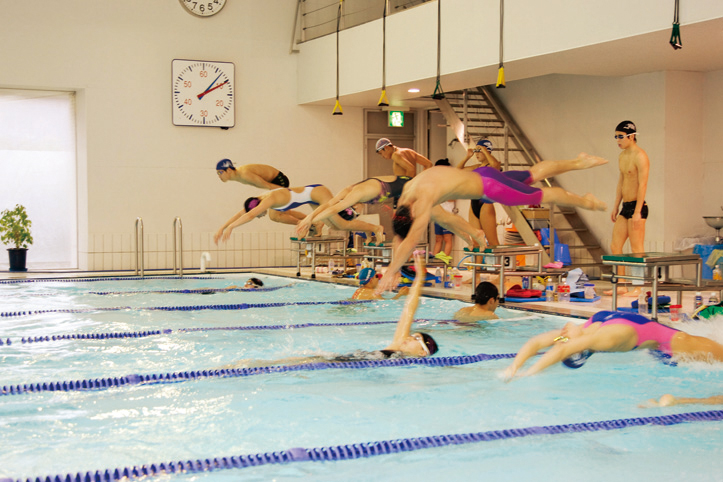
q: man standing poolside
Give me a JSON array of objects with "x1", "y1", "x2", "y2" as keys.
[
  {"x1": 375, "y1": 138, "x2": 433, "y2": 177},
  {"x1": 609, "y1": 121, "x2": 650, "y2": 297}
]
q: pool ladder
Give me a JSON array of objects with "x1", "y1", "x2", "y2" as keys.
[{"x1": 133, "y1": 217, "x2": 184, "y2": 277}]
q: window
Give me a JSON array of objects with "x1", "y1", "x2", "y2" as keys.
[{"x1": 0, "y1": 89, "x2": 77, "y2": 269}]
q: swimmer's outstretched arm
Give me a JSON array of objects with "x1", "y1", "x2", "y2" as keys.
[
  {"x1": 216, "y1": 197, "x2": 275, "y2": 244},
  {"x1": 641, "y1": 394, "x2": 723, "y2": 408},
  {"x1": 431, "y1": 206, "x2": 486, "y2": 247},
  {"x1": 387, "y1": 252, "x2": 426, "y2": 350},
  {"x1": 503, "y1": 330, "x2": 560, "y2": 379},
  {"x1": 376, "y1": 209, "x2": 431, "y2": 293}
]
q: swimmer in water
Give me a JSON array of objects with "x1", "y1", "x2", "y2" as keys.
[
  {"x1": 352, "y1": 267, "x2": 409, "y2": 301},
  {"x1": 504, "y1": 310, "x2": 723, "y2": 379},
  {"x1": 453, "y1": 281, "x2": 500, "y2": 322},
  {"x1": 640, "y1": 394, "x2": 723, "y2": 408},
  {"x1": 225, "y1": 251, "x2": 438, "y2": 369}
]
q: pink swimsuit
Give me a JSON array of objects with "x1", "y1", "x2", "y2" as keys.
[{"x1": 584, "y1": 311, "x2": 680, "y2": 355}]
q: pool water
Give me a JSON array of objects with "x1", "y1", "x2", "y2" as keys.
[{"x1": 0, "y1": 274, "x2": 721, "y2": 481}]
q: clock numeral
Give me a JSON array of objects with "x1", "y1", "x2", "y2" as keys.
[
  {"x1": 200, "y1": 110, "x2": 208, "y2": 118},
  {"x1": 183, "y1": 81, "x2": 192, "y2": 88},
  {"x1": 199, "y1": 70, "x2": 208, "y2": 78},
  {"x1": 184, "y1": 99, "x2": 193, "y2": 106},
  {"x1": 216, "y1": 100, "x2": 224, "y2": 107}
]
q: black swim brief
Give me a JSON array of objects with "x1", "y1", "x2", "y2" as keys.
[
  {"x1": 619, "y1": 200, "x2": 648, "y2": 220},
  {"x1": 271, "y1": 171, "x2": 290, "y2": 188},
  {"x1": 470, "y1": 199, "x2": 485, "y2": 218}
]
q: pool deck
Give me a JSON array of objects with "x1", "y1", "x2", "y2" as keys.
[{"x1": 0, "y1": 266, "x2": 708, "y2": 323}]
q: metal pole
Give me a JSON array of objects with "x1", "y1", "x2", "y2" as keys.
[
  {"x1": 173, "y1": 217, "x2": 183, "y2": 277},
  {"x1": 134, "y1": 217, "x2": 144, "y2": 277}
]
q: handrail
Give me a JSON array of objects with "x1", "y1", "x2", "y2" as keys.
[
  {"x1": 173, "y1": 217, "x2": 183, "y2": 277},
  {"x1": 134, "y1": 217, "x2": 144, "y2": 277}
]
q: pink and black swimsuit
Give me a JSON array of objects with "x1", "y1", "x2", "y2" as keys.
[
  {"x1": 585, "y1": 311, "x2": 680, "y2": 355},
  {"x1": 473, "y1": 166, "x2": 544, "y2": 206}
]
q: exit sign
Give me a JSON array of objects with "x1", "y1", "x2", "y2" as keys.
[{"x1": 388, "y1": 111, "x2": 404, "y2": 127}]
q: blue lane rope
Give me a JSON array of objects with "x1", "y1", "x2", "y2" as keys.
[
  {"x1": 11, "y1": 410, "x2": 723, "y2": 482},
  {"x1": 88, "y1": 285, "x2": 292, "y2": 295},
  {"x1": 0, "y1": 352, "x2": 515, "y2": 397},
  {"x1": 0, "y1": 299, "x2": 375, "y2": 318},
  {"x1": 0, "y1": 276, "x2": 219, "y2": 285},
  {"x1": 0, "y1": 319, "x2": 457, "y2": 347}
]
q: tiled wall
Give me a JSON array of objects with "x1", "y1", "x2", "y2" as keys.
[{"x1": 83, "y1": 230, "x2": 296, "y2": 271}]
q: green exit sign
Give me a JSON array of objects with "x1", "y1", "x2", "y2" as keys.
[{"x1": 388, "y1": 111, "x2": 404, "y2": 127}]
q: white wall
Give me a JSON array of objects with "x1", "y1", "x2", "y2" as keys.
[
  {"x1": 298, "y1": 0, "x2": 723, "y2": 104},
  {"x1": 0, "y1": 1, "x2": 366, "y2": 271}
]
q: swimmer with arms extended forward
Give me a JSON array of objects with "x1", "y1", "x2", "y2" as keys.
[
  {"x1": 377, "y1": 153, "x2": 609, "y2": 293},
  {"x1": 503, "y1": 311, "x2": 723, "y2": 379},
  {"x1": 214, "y1": 184, "x2": 383, "y2": 244}
]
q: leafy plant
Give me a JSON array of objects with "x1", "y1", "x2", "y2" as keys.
[{"x1": 0, "y1": 204, "x2": 33, "y2": 249}]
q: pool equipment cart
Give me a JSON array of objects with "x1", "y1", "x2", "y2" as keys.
[{"x1": 0, "y1": 204, "x2": 33, "y2": 272}]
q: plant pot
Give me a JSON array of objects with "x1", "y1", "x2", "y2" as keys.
[{"x1": 8, "y1": 248, "x2": 28, "y2": 272}]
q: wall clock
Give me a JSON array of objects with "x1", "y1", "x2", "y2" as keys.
[
  {"x1": 179, "y1": 0, "x2": 226, "y2": 17},
  {"x1": 172, "y1": 59, "x2": 235, "y2": 128}
]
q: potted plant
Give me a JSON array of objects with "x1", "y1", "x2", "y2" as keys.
[{"x1": 0, "y1": 204, "x2": 33, "y2": 272}]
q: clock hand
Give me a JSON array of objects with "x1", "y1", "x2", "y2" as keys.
[
  {"x1": 197, "y1": 80, "x2": 229, "y2": 100},
  {"x1": 197, "y1": 73, "x2": 225, "y2": 100}
]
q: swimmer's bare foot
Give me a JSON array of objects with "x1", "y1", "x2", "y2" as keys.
[
  {"x1": 575, "y1": 152, "x2": 609, "y2": 170},
  {"x1": 583, "y1": 193, "x2": 607, "y2": 211},
  {"x1": 373, "y1": 226, "x2": 385, "y2": 244},
  {"x1": 603, "y1": 285, "x2": 630, "y2": 296}
]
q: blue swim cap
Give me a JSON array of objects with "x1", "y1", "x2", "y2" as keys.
[
  {"x1": 476, "y1": 139, "x2": 493, "y2": 153},
  {"x1": 359, "y1": 267, "x2": 377, "y2": 285},
  {"x1": 216, "y1": 158, "x2": 234, "y2": 170},
  {"x1": 562, "y1": 350, "x2": 593, "y2": 369}
]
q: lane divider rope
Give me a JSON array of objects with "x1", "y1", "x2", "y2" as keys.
[
  {"x1": 0, "y1": 319, "x2": 456, "y2": 347},
  {"x1": 0, "y1": 299, "x2": 374, "y2": 318},
  {"x1": 9, "y1": 410, "x2": 722, "y2": 482},
  {"x1": 0, "y1": 276, "x2": 220, "y2": 285},
  {"x1": 88, "y1": 285, "x2": 292, "y2": 295},
  {"x1": 0, "y1": 352, "x2": 515, "y2": 397}
]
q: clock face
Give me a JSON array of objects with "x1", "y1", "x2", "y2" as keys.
[
  {"x1": 179, "y1": 0, "x2": 226, "y2": 17},
  {"x1": 172, "y1": 59, "x2": 235, "y2": 127}
]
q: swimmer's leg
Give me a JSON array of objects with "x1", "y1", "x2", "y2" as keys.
[
  {"x1": 540, "y1": 188, "x2": 607, "y2": 212},
  {"x1": 269, "y1": 209, "x2": 307, "y2": 225},
  {"x1": 327, "y1": 215, "x2": 385, "y2": 242},
  {"x1": 671, "y1": 332, "x2": 723, "y2": 362},
  {"x1": 528, "y1": 153, "x2": 609, "y2": 183}
]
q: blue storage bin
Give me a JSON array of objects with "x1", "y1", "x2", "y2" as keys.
[
  {"x1": 692, "y1": 244, "x2": 723, "y2": 279},
  {"x1": 538, "y1": 228, "x2": 572, "y2": 266}
]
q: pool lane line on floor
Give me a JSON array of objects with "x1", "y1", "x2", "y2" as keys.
[
  {"x1": 0, "y1": 352, "x2": 516, "y2": 397},
  {"x1": 9, "y1": 409, "x2": 723, "y2": 482},
  {"x1": 0, "y1": 299, "x2": 375, "y2": 318},
  {"x1": 1, "y1": 318, "x2": 465, "y2": 347}
]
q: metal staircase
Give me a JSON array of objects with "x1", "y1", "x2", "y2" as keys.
[{"x1": 434, "y1": 86, "x2": 606, "y2": 277}]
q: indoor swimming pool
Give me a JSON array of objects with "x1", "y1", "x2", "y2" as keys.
[{"x1": 0, "y1": 274, "x2": 721, "y2": 481}]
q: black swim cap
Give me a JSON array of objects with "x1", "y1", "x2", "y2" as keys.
[
  {"x1": 473, "y1": 281, "x2": 499, "y2": 305},
  {"x1": 244, "y1": 197, "x2": 261, "y2": 212},
  {"x1": 419, "y1": 332, "x2": 438, "y2": 356},
  {"x1": 615, "y1": 120, "x2": 636, "y2": 134},
  {"x1": 392, "y1": 205, "x2": 413, "y2": 238},
  {"x1": 246, "y1": 277, "x2": 264, "y2": 288}
]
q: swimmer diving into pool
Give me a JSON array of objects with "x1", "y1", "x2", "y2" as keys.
[
  {"x1": 214, "y1": 184, "x2": 384, "y2": 244},
  {"x1": 503, "y1": 311, "x2": 723, "y2": 379},
  {"x1": 293, "y1": 175, "x2": 488, "y2": 247},
  {"x1": 216, "y1": 159, "x2": 291, "y2": 190},
  {"x1": 376, "y1": 153, "x2": 609, "y2": 293}
]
